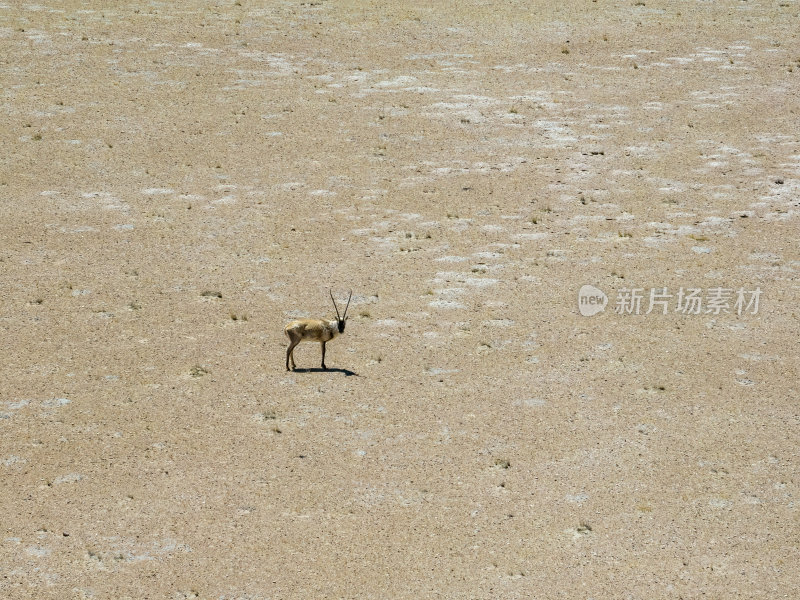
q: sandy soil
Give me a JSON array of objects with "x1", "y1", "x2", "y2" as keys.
[{"x1": 1, "y1": 1, "x2": 799, "y2": 598}]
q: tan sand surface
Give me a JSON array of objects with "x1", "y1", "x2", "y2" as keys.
[{"x1": 1, "y1": 1, "x2": 799, "y2": 598}]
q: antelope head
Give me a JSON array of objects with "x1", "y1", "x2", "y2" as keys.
[{"x1": 330, "y1": 289, "x2": 352, "y2": 334}]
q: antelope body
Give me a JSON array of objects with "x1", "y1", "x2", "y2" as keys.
[{"x1": 285, "y1": 290, "x2": 351, "y2": 371}]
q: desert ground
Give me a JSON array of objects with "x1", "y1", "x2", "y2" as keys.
[{"x1": 1, "y1": 1, "x2": 799, "y2": 598}]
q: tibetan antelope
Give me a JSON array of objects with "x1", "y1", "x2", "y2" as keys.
[{"x1": 285, "y1": 289, "x2": 352, "y2": 371}]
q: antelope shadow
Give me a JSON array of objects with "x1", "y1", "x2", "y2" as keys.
[{"x1": 290, "y1": 367, "x2": 360, "y2": 377}]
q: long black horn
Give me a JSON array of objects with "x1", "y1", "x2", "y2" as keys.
[
  {"x1": 343, "y1": 289, "x2": 352, "y2": 320},
  {"x1": 329, "y1": 288, "x2": 342, "y2": 321}
]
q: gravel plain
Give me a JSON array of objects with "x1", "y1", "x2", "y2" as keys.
[{"x1": 1, "y1": 1, "x2": 799, "y2": 598}]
